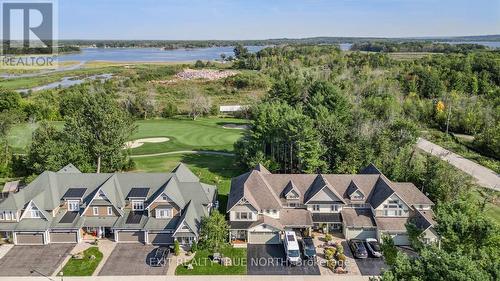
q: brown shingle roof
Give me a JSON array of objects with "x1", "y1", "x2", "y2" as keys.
[
  {"x1": 227, "y1": 164, "x2": 433, "y2": 212},
  {"x1": 341, "y1": 208, "x2": 376, "y2": 228},
  {"x1": 375, "y1": 217, "x2": 408, "y2": 231},
  {"x1": 391, "y1": 183, "x2": 434, "y2": 206},
  {"x1": 280, "y1": 209, "x2": 313, "y2": 227}
]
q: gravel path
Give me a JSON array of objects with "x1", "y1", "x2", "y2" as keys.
[{"x1": 416, "y1": 138, "x2": 500, "y2": 191}]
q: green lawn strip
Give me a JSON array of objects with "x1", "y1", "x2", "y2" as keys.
[
  {"x1": 8, "y1": 117, "x2": 247, "y2": 155},
  {"x1": 422, "y1": 129, "x2": 499, "y2": 173},
  {"x1": 470, "y1": 188, "x2": 500, "y2": 225},
  {"x1": 59, "y1": 247, "x2": 103, "y2": 276},
  {"x1": 175, "y1": 247, "x2": 247, "y2": 275},
  {"x1": 133, "y1": 153, "x2": 244, "y2": 213}
]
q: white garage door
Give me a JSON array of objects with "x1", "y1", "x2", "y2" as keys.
[
  {"x1": 248, "y1": 232, "x2": 280, "y2": 244},
  {"x1": 50, "y1": 231, "x2": 78, "y2": 243},
  {"x1": 346, "y1": 227, "x2": 377, "y2": 240},
  {"x1": 16, "y1": 233, "x2": 44, "y2": 245},
  {"x1": 117, "y1": 231, "x2": 145, "y2": 243}
]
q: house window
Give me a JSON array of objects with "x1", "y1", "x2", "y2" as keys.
[
  {"x1": 161, "y1": 194, "x2": 169, "y2": 201},
  {"x1": 92, "y1": 207, "x2": 99, "y2": 216},
  {"x1": 288, "y1": 203, "x2": 297, "y2": 208},
  {"x1": 68, "y1": 200, "x2": 79, "y2": 211},
  {"x1": 5, "y1": 212, "x2": 11, "y2": 220},
  {"x1": 0, "y1": 212, "x2": 4, "y2": 220},
  {"x1": 312, "y1": 205, "x2": 320, "y2": 211},
  {"x1": 107, "y1": 207, "x2": 113, "y2": 216},
  {"x1": 331, "y1": 205, "x2": 339, "y2": 212},
  {"x1": 236, "y1": 212, "x2": 252, "y2": 220},
  {"x1": 132, "y1": 200, "x2": 144, "y2": 211},
  {"x1": 31, "y1": 210, "x2": 41, "y2": 218},
  {"x1": 272, "y1": 209, "x2": 277, "y2": 214},
  {"x1": 156, "y1": 208, "x2": 172, "y2": 218}
]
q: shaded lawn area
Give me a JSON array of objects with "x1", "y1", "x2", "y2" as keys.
[
  {"x1": 59, "y1": 247, "x2": 103, "y2": 276},
  {"x1": 133, "y1": 153, "x2": 244, "y2": 213},
  {"x1": 175, "y1": 247, "x2": 247, "y2": 275},
  {"x1": 8, "y1": 117, "x2": 247, "y2": 155}
]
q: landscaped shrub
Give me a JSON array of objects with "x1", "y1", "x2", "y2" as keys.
[
  {"x1": 174, "y1": 240, "x2": 180, "y2": 256},
  {"x1": 336, "y1": 243, "x2": 344, "y2": 255},
  {"x1": 325, "y1": 234, "x2": 333, "y2": 242},
  {"x1": 324, "y1": 248, "x2": 335, "y2": 260},
  {"x1": 191, "y1": 241, "x2": 198, "y2": 252}
]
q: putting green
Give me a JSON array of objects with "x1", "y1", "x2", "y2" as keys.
[{"x1": 7, "y1": 117, "x2": 248, "y2": 155}]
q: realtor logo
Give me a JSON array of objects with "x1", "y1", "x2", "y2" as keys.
[{"x1": 1, "y1": 0, "x2": 57, "y2": 69}]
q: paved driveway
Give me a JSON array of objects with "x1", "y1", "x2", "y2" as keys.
[
  {"x1": 355, "y1": 258, "x2": 387, "y2": 276},
  {"x1": 0, "y1": 244, "x2": 74, "y2": 276},
  {"x1": 417, "y1": 138, "x2": 500, "y2": 191},
  {"x1": 247, "y1": 244, "x2": 320, "y2": 275},
  {"x1": 98, "y1": 244, "x2": 169, "y2": 276}
]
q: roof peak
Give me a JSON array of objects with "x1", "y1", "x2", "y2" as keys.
[
  {"x1": 172, "y1": 163, "x2": 199, "y2": 182},
  {"x1": 360, "y1": 163, "x2": 382, "y2": 175},
  {"x1": 253, "y1": 163, "x2": 271, "y2": 174}
]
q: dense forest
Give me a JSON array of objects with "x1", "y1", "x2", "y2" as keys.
[
  {"x1": 60, "y1": 34, "x2": 500, "y2": 49},
  {"x1": 351, "y1": 41, "x2": 488, "y2": 53}
]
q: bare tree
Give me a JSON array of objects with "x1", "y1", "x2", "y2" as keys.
[{"x1": 187, "y1": 91, "x2": 212, "y2": 120}]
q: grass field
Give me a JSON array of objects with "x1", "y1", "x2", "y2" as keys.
[
  {"x1": 7, "y1": 117, "x2": 248, "y2": 155},
  {"x1": 59, "y1": 247, "x2": 103, "y2": 276}
]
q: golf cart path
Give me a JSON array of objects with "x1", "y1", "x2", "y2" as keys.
[
  {"x1": 416, "y1": 138, "x2": 500, "y2": 191},
  {"x1": 130, "y1": 150, "x2": 235, "y2": 158}
]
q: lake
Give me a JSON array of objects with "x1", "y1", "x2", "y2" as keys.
[{"x1": 57, "y1": 46, "x2": 265, "y2": 63}]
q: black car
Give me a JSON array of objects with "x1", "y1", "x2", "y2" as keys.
[
  {"x1": 348, "y1": 239, "x2": 368, "y2": 259},
  {"x1": 150, "y1": 247, "x2": 169, "y2": 267},
  {"x1": 301, "y1": 237, "x2": 317, "y2": 259}
]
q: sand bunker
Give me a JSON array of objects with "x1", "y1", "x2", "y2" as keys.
[
  {"x1": 222, "y1": 124, "x2": 250, "y2": 130},
  {"x1": 124, "y1": 137, "x2": 170, "y2": 149}
]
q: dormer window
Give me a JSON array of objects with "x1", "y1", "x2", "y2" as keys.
[
  {"x1": 161, "y1": 194, "x2": 169, "y2": 201},
  {"x1": 132, "y1": 200, "x2": 144, "y2": 211},
  {"x1": 68, "y1": 200, "x2": 80, "y2": 211},
  {"x1": 31, "y1": 210, "x2": 41, "y2": 218}
]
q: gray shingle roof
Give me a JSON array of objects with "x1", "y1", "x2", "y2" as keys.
[{"x1": 0, "y1": 163, "x2": 216, "y2": 235}]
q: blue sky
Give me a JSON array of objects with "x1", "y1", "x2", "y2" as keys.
[{"x1": 59, "y1": 0, "x2": 500, "y2": 40}]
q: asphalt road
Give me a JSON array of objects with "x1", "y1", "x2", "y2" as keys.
[{"x1": 416, "y1": 138, "x2": 500, "y2": 191}]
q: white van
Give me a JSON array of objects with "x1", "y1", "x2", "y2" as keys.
[{"x1": 284, "y1": 231, "x2": 301, "y2": 265}]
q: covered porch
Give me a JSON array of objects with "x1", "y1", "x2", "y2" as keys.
[{"x1": 312, "y1": 213, "x2": 343, "y2": 234}]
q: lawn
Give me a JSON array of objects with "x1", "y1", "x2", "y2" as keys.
[
  {"x1": 59, "y1": 247, "x2": 103, "y2": 276},
  {"x1": 130, "y1": 117, "x2": 248, "y2": 155},
  {"x1": 175, "y1": 246, "x2": 247, "y2": 275},
  {"x1": 133, "y1": 153, "x2": 244, "y2": 213},
  {"x1": 7, "y1": 117, "x2": 248, "y2": 155}
]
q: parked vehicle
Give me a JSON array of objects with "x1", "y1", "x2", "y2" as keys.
[
  {"x1": 150, "y1": 247, "x2": 169, "y2": 267},
  {"x1": 365, "y1": 238, "x2": 382, "y2": 258},
  {"x1": 301, "y1": 237, "x2": 317, "y2": 260},
  {"x1": 348, "y1": 239, "x2": 368, "y2": 259},
  {"x1": 284, "y1": 230, "x2": 301, "y2": 265}
]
